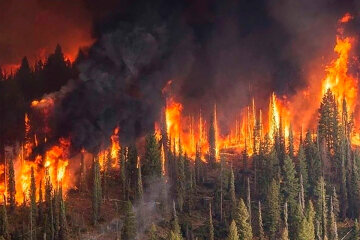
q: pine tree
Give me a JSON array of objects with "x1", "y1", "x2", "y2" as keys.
[
  {"x1": 30, "y1": 167, "x2": 37, "y2": 227},
  {"x1": 127, "y1": 145, "x2": 138, "y2": 196},
  {"x1": 208, "y1": 106, "x2": 217, "y2": 166},
  {"x1": 304, "y1": 131, "x2": 322, "y2": 196},
  {"x1": 149, "y1": 223, "x2": 157, "y2": 240},
  {"x1": 209, "y1": 203, "x2": 214, "y2": 240},
  {"x1": 288, "y1": 124, "x2": 294, "y2": 159},
  {"x1": 315, "y1": 177, "x2": 327, "y2": 240},
  {"x1": 229, "y1": 166, "x2": 237, "y2": 218},
  {"x1": 0, "y1": 202, "x2": 9, "y2": 240},
  {"x1": 121, "y1": 201, "x2": 137, "y2": 240},
  {"x1": 195, "y1": 143, "x2": 201, "y2": 184},
  {"x1": 227, "y1": 220, "x2": 239, "y2": 240},
  {"x1": 92, "y1": 157, "x2": 102, "y2": 225},
  {"x1": 119, "y1": 147, "x2": 127, "y2": 200},
  {"x1": 44, "y1": 168, "x2": 54, "y2": 240},
  {"x1": 266, "y1": 178, "x2": 280, "y2": 240},
  {"x1": 234, "y1": 198, "x2": 253, "y2": 240},
  {"x1": 246, "y1": 177, "x2": 252, "y2": 225},
  {"x1": 59, "y1": 186, "x2": 68, "y2": 240},
  {"x1": 168, "y1": 202, "x2": 182, "y2": 240},
  {"x1": 281, "y1": 155, "x2": 299, "y2": 209},
  {"x1": 258, "y1": 201, "x2": 265, "y2": 240},
  {"x1": 331, "y1": 187, "x2": 339, "y2": 220},
  {"x1": 280, "y1": 202, "x2": 289, "y2": 240},
  {"x1": 329, "y1": 197, "x2": 338, "y2": 240},
  {"x1": 297, "y1": 145, "x2": 309, "y2": 195},
  {"x1": 7, "y1": 157, "x2": 16, "y2": 211},
  {"x1": 306, "y1": 201, "x2": 316, "y2": 240},
  {"x1": 103, "y1": 151, "x2": 112, "y2": 200},
  {"x1": 353, "y1": 219, "x2": 360, "y2": 240},
  {"x1": 176, "y1": 141, "x2": 185, "y2": 212},
  {"x1": 143, "y1": 133, "x2": 162, "y2": 184}
]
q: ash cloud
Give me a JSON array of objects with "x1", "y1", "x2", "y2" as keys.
[{"x1": 34, "y1": 0, "x2": 359, "y2": 151}]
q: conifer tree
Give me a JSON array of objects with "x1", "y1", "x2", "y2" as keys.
[
  {"x1": 121, "y1": 201, "x2": 137, "y2": 240},
  {"x1": 280, "y1": 202, "x2": 289, "y2": 240},
  {"x1": 119, "y1": 147, "x2": 127, "y2": 200},
  {"x1": 331, "y1": 187, "x2": 339, "y2": 220},
  {"x1": 30, "y1": 167, "x2": 37, "y2": 226},
  {"x1": 195, "y1": 143, "x2": 201, "y2": 184},
  {"x1": 306, "y1": 201, "x2": 316, "y2": 240},
  {"x1": 288, "y1": 124, "x2": 294, "y2": 159},
  {"x1": 44, "y1": 168, "x2": 54, "y2": 240},
  {"x1": 143, "y1": 133, "x2": 162, "y2": 184},
  {"x1": 353, "y1": 219, "x2": 360, "y2": 240},
  {"x1": 266, "y1": 178, "x2": 280, "y2": 240},
  {"x1": 299, "y1": 175, "x2": 305, "y2": 211},
  {"x1": 297, "y1": 145, "x2": 309, "y2": 195},
  {"x1": 227, "y1": 220, "x2": 239, "y2": 240},
  {"x1": 59, "y1": 187, "x2": 68, "y2": 240},
  {"x1": 92, "y1": 157, "x2": 102, "y2": 225},
  {"x1": 247, "y1": 177, "x2": 252, "y2": 225},
  {"x1": 229, "y1": 166, "x2": 236, "y2": 218},
  {"x1": 258, "y1": 201, "x2": 265, "y2": 240},
  {"x1": 329, "y1": 197, "x2": 338, "y2": 240},
  {"x1": 168, "y1": 202, "x2": 182, "y2": 240},
  {"x1": 7, "y1": 157, "x2": 16, "y2": 211},
  {"x1": 103, "y1": 151, "x2": 112, "y2": 200},
  {"x1": 281, "y1": 155, "x2": 299, "y2": 209},
  {"x1": 208, "y1": 106, "x2": 217, "y2": 166},
  {"x1": 234, "y1": 198, "x2": 253, "y2": 240},
  {"x1": 176, "y1": 141, "x2": 185, "y2": 212},
  {"x1": 127, "y1": 145, "x2": 138, "y2": 195},
  {"x1": 149, "y1": 223, "x2": 157, "y2": 240},
  {"x1": 315, "y1": 177, "x2": 328, "y2": 240},
  {"x1": 0, "y1": 202, "x2": 9, "y2": 240},
  {"x1": 304, "y1": 131, "x2": 322, "y2": 196},
  {"x1": 209, "y1": 203, "x2": 214, "y2": 240}
]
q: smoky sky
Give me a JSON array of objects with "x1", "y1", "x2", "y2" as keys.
[{"x1": 7, "y1": 0, "x2": 359, "y2": 151}]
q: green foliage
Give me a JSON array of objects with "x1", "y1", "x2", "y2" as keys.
[
  {"x1": 143, "y1": 133, "x2": 162, "y2": 184},
  {"x1": 297, "y1": 145, "x2": 309, "y2": 195},
  {"x1": 258, "y1": 201, "x2": 265, "y2": 240},
  {"x1": 353, "y1": 219, "x2": 360, "y2": 240},
  {"x1": 234, "y1": 198, "x2": 253, "y2": 240},
  {"x1": 281, "y1": 155, "x2": 299, "y2": 209},
  {"x1": 121, "y1": 201, "x2": 137, "y2": 240},
  {"x1": 227, "y1": 220, "x2": 239, "y2": 240},
  {"x1": 266, "y1": 179, "x2": 280, "y2": 239},
  {"x1": 149, "y1": 223, "x2": 157, "y2": 240}
]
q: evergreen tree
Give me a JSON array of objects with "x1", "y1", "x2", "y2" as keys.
[
  {"x1": 258, "y1": 201, "x2": 265, "y2": 240},
  {"x1": 281, "y1": 155, "x2": 299, "y2": 208},
  {"x1": 297, "y1": 145, "x2": 309, "y2": 195},
  {"x1": 195, "y1": 143, "x2": 202, "y2": 184},
  {"x1": 168, "y1": 202, "x2": 182, "y2": 240},
  {"x1": 353, "y1": 219, "x2": 360, "y2": 240},
  {"x1": 44, "y1": 168, "x2": 54, "y2": 240},
  {"x1": 176, "y1": 142, "x2": 185, "y2": 212},
  {"x1": 143, "y1": 133, "x2": 162, "y2": 184},
  {"x1": 331, "y1": 187, "x2": 339, "y2": 220},
  {"x1": 246, "y1": 177, "x2": 252, "y2": 225},
  {"x1": 315, "y1": 177, "x2": 328, "y2": 240},
  {"x1": 306, "y1": 201, "x2": 316, "y2": 240},
  {"x1": 209, "y1": 204, "x2": 214, "y2": 240},
  {"x1": 149, "y1": 223, "x2": 157, "y2": 240},
  {"x1": 280, "y1": 202, "x2": 289, "y2": 240},
  {"x1": 103, "y1": 151, "x2": 112, "y2": 200},
  {"x1": 119, "y1": 147, "x2": 127, "y2": 200},
  {"x1": 208, "y1": 106, "x2": 217, "y2": 166},
  {"x1": 304, "y1": 131, "x2": 322, "y2": 196},
  {"x1": 127, "y1": 145, "x2": 138, "y2": 197},
  {"x1": 92, "y1": 157, "x2": 102, "y2": 225},
  {"x1": 0, "y1": 202, "x2": 9, "y2": 240},
  {"x1": 229, "y1": 166, "x2": 237, "y2": 218},
  {"x1": 59, "y1": 187, "x2": 68, "y2": 240},
  {"x1": 234, "y1": 198, "x2": 253, "y2": 240},
  {"x1": 227, "y1": 220, "x2": 239, "y2": 240},
  {"x1": 329, "y1": 197, "x2": 338, "y2": 240},
  {"x1": 288, "y1": 124, "x2": 294, "y2": 159},
  {"x1": 266, "y1": 179, "x2": 280, "y2": 240},
  {"x1": 30, "y1": 167, "x2": 37, "y2": 226},
  {"x1": 121, "y1": 201, "x2": 137, "y2": 240},
  {"x1": 7, "y1": 157, "x2": 16, "y2": 211}
]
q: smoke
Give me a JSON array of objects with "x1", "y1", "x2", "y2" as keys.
[
  {"x1": 48, "y1": 18, "x2": 195, "y2": 152},
  {"x1": 27, "y1": 0, "x2": 359, "y2": 151}
]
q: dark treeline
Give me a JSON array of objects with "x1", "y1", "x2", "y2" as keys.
[{"x1": 0, "y1": 45, "x2": 78, "y2": 161}]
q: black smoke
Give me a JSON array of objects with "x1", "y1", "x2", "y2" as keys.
[{"x1": 41, "y1": 0, "x2": 359, "y2": 152}]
